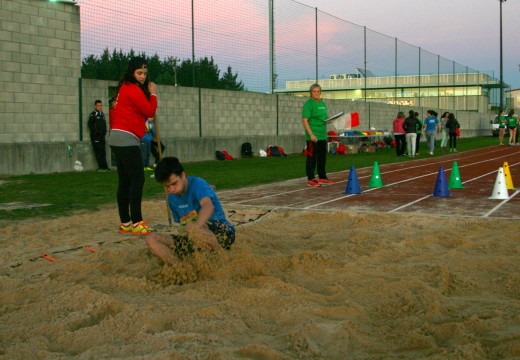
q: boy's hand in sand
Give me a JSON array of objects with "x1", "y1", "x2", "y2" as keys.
[{"x1": 186, "y1": 222, "x2": 219, "y2": 250}]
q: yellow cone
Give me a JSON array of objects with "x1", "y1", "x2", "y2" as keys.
[{"x1": 502, "y1": 161, "x2": 515, "y2": 190}]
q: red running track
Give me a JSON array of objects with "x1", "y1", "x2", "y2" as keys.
[{"x1": 218, "y1": 146, "x2": 520, "y2": 220}]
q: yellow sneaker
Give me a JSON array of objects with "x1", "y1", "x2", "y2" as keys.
[
  {"x1": 118, "y1": 223, "x2": 133, "y2": 234},
  {"x1": 131, "y1": 221, "x2": 154, "y2": 236}
]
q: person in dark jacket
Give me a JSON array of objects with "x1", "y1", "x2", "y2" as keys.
[
  {"x1": 88, "y1": 99, "x2": 109, "y2": 171},
  {"x1": 445, "y1": 113, "x2": 461, "y2": 152},
  {"x1": 403, "y1": 110, "x2": 421, "y2": 157}
]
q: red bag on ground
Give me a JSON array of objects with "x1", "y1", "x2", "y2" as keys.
[
  {"x1": 336, "y1": 144, "x2": 346, "y2": 155},
  {"x1": 221, "y1": 150, "x2": 233, "y2": 160}
]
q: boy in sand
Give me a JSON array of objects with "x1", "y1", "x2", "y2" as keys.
[{"x1": 145, "y1": 157, "x2": 235, "y2": 265}]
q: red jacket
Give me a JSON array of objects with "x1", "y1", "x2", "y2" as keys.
[
  {"x1": 110, "y1": 82, "x2": 157, "y2": 139},
  {"x1": 393, "y1": 117, "x2": 405, "y2": 134}
]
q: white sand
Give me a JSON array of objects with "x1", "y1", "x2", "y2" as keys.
[{"x1": 1, "y1": 200, "x2": 519, "y2": 359}]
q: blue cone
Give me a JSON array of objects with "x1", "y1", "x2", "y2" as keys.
[
  {"x1": 344, "y1": 165, "x2": 361, "y2": 194},
  {"x1": 433, "y1": 166, "x2": 450, "y2": 197}
]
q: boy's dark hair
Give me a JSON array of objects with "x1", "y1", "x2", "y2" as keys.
[
  {"x1": 95, "y1": 99, "x2": 102, "y2": 105},
  {"x1": 154, "y1": 157, "x2": 184, "y2": 182}
]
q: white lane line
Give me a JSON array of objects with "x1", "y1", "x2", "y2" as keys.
[
  {"x1": 304, "y1": 170, "x2": 440, "y2": 209},
  {"x1": 388, "y1": 195, "x2": 432, "y2": 213},
  {"x1": 482, "y1": 190, "x2": 520, "y2": 217}
]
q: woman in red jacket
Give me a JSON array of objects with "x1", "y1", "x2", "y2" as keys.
[{"x1": 109, "y1": 57, "x2": 157, "y2": 235}]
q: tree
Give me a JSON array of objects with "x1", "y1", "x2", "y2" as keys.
[
  {"x1": 221, "y1": 66, "x2": 245, "y2": 91},
  {"x1": 81, "y1": 49, "x2": 245, "y2": 91}
]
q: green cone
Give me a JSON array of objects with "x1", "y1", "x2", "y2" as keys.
[
  {"x1": 448, "y1": 161, "x2": 463, "y2": 189},
  {"x1": 368, "y1": 161, "x2": 383, "y2": 188}
]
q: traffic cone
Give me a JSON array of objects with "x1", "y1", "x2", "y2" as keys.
[
  {"x1": 448, "y1": 161, "x2": 463, "y2": 189},
  {"x1": 368, "y1": 161, "x2": 383, "y2": 188},
  {"x1": 344, "y1": 165, "x2": 361, "y2": 194},
  {"x1": 433, "y1": 166, "x2": 450, "y2": 197},
  {"x1": 502, "y1": 161, "x2": 515, "y2": 190},
  {"x1": 490, "y1": 167, "x2": 509, "y2": 199}
]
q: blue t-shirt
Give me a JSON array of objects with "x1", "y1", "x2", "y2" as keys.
[
  {"x1": 424, "y1": 116, "x2": 439, "y2": 132},
  {"x1": 167, "y1": 176, "x2": 233, "y2": 231}
]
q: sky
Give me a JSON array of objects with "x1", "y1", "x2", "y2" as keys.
[
  {"x1": 76, "y1": 0, "x2": 520, "y2": 93},
  {"x1": 294, "y1": 0, "x2": 520, "y2": 90}
]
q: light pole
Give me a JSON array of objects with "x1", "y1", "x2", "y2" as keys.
[{"x1": 499, "y1": 0, "x2": 506, "y2": 112}]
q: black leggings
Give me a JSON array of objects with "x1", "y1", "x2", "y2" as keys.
[
  {"x1": 110, "y1": 145, "x2": 145, "y2": 224},
  {"x1": 449, "y1": 133, "x2": 457, "y2": 149},
  {"x1": 306, "y1": 140, "x2": 327, "y2": 180},
  {"x1": 415, "y1": 133, "x2": 421, "y2": 153}
]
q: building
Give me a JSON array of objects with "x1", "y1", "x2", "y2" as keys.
[
  {"x1": 278, "y1": 71, "x2": 504, "y2": 114},
  {"x1": 506, "y1": 88, "x2": 520, "y2": 112}
]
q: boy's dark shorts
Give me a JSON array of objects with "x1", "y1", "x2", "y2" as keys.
[{"x1": 170, "y1": 221, "x2": 235, "y2": 258}]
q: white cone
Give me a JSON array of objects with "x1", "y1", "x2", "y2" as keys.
[{"x1": 489, "y1": 167, "x2": 509, "y2": 200}]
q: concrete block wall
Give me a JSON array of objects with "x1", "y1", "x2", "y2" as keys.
[{"x1": 0, "y1": 0, "x2": 80, "y2": 144}]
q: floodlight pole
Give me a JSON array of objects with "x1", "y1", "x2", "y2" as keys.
[{"x1": 499, "y1": 0, "x2": 506, "y2": 112}]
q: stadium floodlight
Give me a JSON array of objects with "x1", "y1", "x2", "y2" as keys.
[{"x1": 499, "y1": 0, "x2": 506, "y2": 112}]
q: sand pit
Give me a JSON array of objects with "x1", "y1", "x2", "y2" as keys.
[{"x1": 1, "y1": 200, "x2": 520, "y2": 359}]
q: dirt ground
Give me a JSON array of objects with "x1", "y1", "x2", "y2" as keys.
[{"x1": 1, "y1": 198, "x2": 519, "y2": 359}]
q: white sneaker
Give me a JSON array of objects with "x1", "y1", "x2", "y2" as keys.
[
  {"x1": 429, "y1": 152, "x2": 433, "y2": 155},
  {"x1": 453, "y1": 148, "x2": 457, "y2": 152}
]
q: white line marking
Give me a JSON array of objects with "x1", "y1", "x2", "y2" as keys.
[{"x1": 483, "y1": 190, "x2": 520, "y2": 217}]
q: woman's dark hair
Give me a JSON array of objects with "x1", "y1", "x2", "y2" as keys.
[
  {"x1": 113, "y1": 56, "x2": 151, "y2": 100},
  {"x1": 441, "y1": 112, "x2": 449, "y2": 118},
  {"x1": 508, "y1": 109, "x2": 515, "y2": 117},
  {"x1": 408, "y1": 110, "x2": 415, "y2": 117},
  {"x1": 154, "y1": 157, "x2": 185, "y2": 182}
]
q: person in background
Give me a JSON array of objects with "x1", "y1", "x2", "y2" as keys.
[
  {"x1": 140, "y1": 119, "x2": 155, "y2": 171},
  {"x1": 445, "y1": 113, "x2": 460, "y2": 152},
  {"x1": 151, "y1": 138, "x2": 166, "y2": 166},
  {"x1": 145, "y1": 157, "x2": 235, "y2": 265},
  {"x1": 439, "y1": 112, "x2": 450, "y2": 152},
  {"x1": 507, "y1": 109, "x2": 518, "y2": 146},
  {"x1": 497, "y1": 110, "x2": 508, "y2": 145},
  {"x1": 423, "y1": 110, "x2": 440, "y2": 155},
  {"x1": 392, "y1": 111, "x2": 406, "y2": 156},
  {"x1": 414, "y1": 111, "x2": 423, "y2": 156},
  {"x1": 88, "y1": 100, "x2": 110, "y2": 171},
  {"x1": 403, "y1": 110, "x2": 420, "y2": 157},
  {"x1": 109, "y1": 57, "x2": 158, "y2": 236},
  {"x1": 302, "y1": 83, "x2": 334, "y2": 187}
]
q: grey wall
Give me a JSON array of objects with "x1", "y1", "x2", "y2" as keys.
[
  {"x1": 0, "y1": 0, "x2": 80, "y2": 144},
  {"x1": 1, "y1": 78, "x2": 493, "y2": 175}
]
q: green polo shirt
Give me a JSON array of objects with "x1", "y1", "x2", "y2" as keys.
[{"x1": 302, "y1": 98, "x2": 328, "y2": 141}]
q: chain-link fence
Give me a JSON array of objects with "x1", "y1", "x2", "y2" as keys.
[{"x1": 79, "y1": 0, "x2": 502, "y2": 107}]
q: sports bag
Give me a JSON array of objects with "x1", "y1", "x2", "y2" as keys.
[{"x1": 241, "y1": 142, "x2": 253, "y2": 157}]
